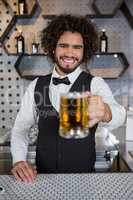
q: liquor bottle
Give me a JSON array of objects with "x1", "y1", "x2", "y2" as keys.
[
  {"x1": 32, "y1": 35, "x2": 39, "y2": 54},
  {"x1": 18, "y1": 0, "x2": 27, "y2": 15},
  {"x1": 0, "y1": 43, "x2": 2, "y2": 54},
  {"x1": 16, "y1": 31, "x2": 25, "y2": 54},
  {"x1": 100, "y1": 29, "x2": 108, "y2": 53}
]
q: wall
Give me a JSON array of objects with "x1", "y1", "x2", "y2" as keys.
[{"x1": 0, "y1": 0, "x2": 133, "y2": 138}]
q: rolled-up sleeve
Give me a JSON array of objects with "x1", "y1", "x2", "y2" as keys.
[{"x1": 91, "y1": 76, "x2": 126, "y2": 131}]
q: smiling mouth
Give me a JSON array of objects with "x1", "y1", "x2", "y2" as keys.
[{"x1": 61, "y1": 56, "x2": 78, "y2": 64}]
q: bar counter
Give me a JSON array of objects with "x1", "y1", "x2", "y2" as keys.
[{"x1": 0, "y1": 173, "x2": 133, "y2": 200}]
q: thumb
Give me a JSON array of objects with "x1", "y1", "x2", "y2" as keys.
[{"x1": 84, "y1": 91, "x2": 92, "y2": 97}]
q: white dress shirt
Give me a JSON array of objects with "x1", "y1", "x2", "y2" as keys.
[{"x1": 11, "y1": 67, "x2": 126, "y2": 164}]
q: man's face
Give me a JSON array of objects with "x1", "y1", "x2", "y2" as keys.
[{"x1": 55, "y1": 31, "x2": 84, "y2": 75}]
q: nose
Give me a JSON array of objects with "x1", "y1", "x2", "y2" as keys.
[{"x1": 65, "y1": 46, "x2": 74, "y2": 56}]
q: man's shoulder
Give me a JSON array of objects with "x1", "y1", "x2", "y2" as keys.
[
  {"x1": 26, "y1": 73, "x2": 52, "y2": 91},
  {"x1": 36, "y1": 73, "x2": 52, "y2": 83},
  {"x1": 80, "y1": 70, "x2": 94, "y2": 81},
  {"x1": 34, "y1": 73, "x2": 52, "y2": 91},
  {"x1": 37, "y1": 73, "x2": 52, "y2": 79},
  {"x1": 82, "y1": 71, "x2": 104, "y2": 82}
]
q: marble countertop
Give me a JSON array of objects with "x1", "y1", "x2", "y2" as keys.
[{"x1": 0, "y1": 173, "x2": 133, "y2": 200}]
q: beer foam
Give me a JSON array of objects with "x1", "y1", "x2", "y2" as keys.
[{"x1": 61, "y1": 92, "x2": 87, "y2": 99}]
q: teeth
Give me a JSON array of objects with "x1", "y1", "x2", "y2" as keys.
[
  {"x1": 63, "y1": 58, "x2": 74, "y2": 64},
  {"x1": 64, "y1": 60, "x2": 73, "y2": 63}
]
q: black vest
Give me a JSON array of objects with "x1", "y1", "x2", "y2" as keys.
[{"x1": 34, "y1": 71, "x2": 97, "y2": 173}]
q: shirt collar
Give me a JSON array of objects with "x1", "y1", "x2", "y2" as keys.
[{"x1": 52, "y1": 66, "x2": 83, "y2": 84}]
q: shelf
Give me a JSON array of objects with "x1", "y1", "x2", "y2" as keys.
[
  {"x1": 14, "y1": 54, "x2": 53, "y2": 80},
  {"x1": 89, "y1": 52, "x2": 129, "y2": 79},
  {"x1": 0, "y1": 0, "x2": 15, "y2": 42},
  {"x1": 0, "y1": 0, "x2": 38, "y2": 44},
  {"x1": 120, "y1": 1, "x2": 133, "y2": 29},
  {"x1": 43, "y1": 14, "x2": 114, "y2": 20},
  {"x1": 14, "y1": 52, "x2": 129, "y2": 80},
  {"x1": 15, "y1": 0, "x2": 38, "y2": 18},
  {"x1": 93, "y1": 0, "x2": 124, "y2": 17}
]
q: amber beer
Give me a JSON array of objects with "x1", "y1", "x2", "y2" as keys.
[{"x1": 59, "y1": 92, "x2": 89, "y2": 139}]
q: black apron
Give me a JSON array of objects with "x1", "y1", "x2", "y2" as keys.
[{"x1": 34, "y1": 71, "x2": 97, "y2": 173}]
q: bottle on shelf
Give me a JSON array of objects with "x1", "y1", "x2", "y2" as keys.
[
  {"x1": 18, "y1": 0, "x2": 28, "y2": 15},
  {"x1": 16, "y1": 30, "x2": 25, "y2": 54},
  {"x1": 99, "y1": 29, "x2": 108, "y2": 53},
  {"x1": 0, "y1": 42, "x2": 2, "y2": 54},
  {"x1": 32, "y1": 35, "x2": 39, "y2": 54}
]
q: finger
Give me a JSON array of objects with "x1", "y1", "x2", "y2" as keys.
[
  {"x1": 89, "y1": 95, "x2": 103, "y2": 102},
  {"x1": 12, "y1": 161, "x2": 37, "y2": 183},
  {"x1": 23, "y1": 163, "x2": 36, "y2": 181},
  {"x1": 13, "y1": 167, "x2": 28, "y2": 182},
  {"x1": 21, "y1": 166, "x2": 34, "y2": 182},
  {"x1": 16, "y1": 168, "x2": 30, "y2": 182},
  {"x1": 33, "y1": 169, "x2": 37, "y2": 176},
  {"x1": 33, "y1": 165, "x2": 37, "y2": 174},
  {"x1": 89, "y1": 110, "x2": 104, "y2": 120},
  {"x1": 89, "y1": 118, "x2": 100, "y2": 128},
  {"x1": 84, "y1": 91, "x2": 92, "y2": 99},
  {"x1": 89, "y1": 97, "x2": 100, "y2": 105},
  {"x1": 12, "y1": 162, "x2": 34, "y2": 183},
  {"x1": 11, "y1": 169, "x2": 22, "y2": 182}
]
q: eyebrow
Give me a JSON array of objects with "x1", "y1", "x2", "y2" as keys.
[{"x1": 57, "y1": 43, "x2": 83, "y2": 49}]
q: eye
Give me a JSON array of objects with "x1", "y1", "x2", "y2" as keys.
[
  {"x1": 57, "y1": 44, "x2": 69, "y2": 48},
  {"x1": 73, "y1": 45, "x2": 83, "y2": 49}
]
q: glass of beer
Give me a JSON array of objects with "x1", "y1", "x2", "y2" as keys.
[{"x1": 59, "y1": 92, "x2": 89, "y2": 139}]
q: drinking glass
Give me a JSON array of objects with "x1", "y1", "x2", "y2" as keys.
[{"x1": 59, "y1": 92, "x2": 89, "y2": 139}]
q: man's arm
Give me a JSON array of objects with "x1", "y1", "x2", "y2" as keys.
[
  {"x1": 11, "y1": 78, "x2": 38, "y2": 183},
  {"x1": 90, "y1": 76, "x2": 126, "y2": 130}
]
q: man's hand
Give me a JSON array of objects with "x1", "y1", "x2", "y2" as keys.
[
  {"x1": 86, "y1": 92, "x2": 112, "y2": 128},
  {"x1": 11, "y1": 161, "x2": 37, "y2": 183}
]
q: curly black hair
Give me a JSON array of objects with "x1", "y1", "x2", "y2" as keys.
[{"x1": 41, "y1": 14, "x2": 98, "y2": 64}]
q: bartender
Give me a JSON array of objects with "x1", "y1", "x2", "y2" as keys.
[{"x1": 11, "y1": 14, "x2": 126, "y2": 183}]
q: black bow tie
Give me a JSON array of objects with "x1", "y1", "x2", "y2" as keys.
[{"x1": 52, "y1": 77, "x2": 71, "y2": 85}]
